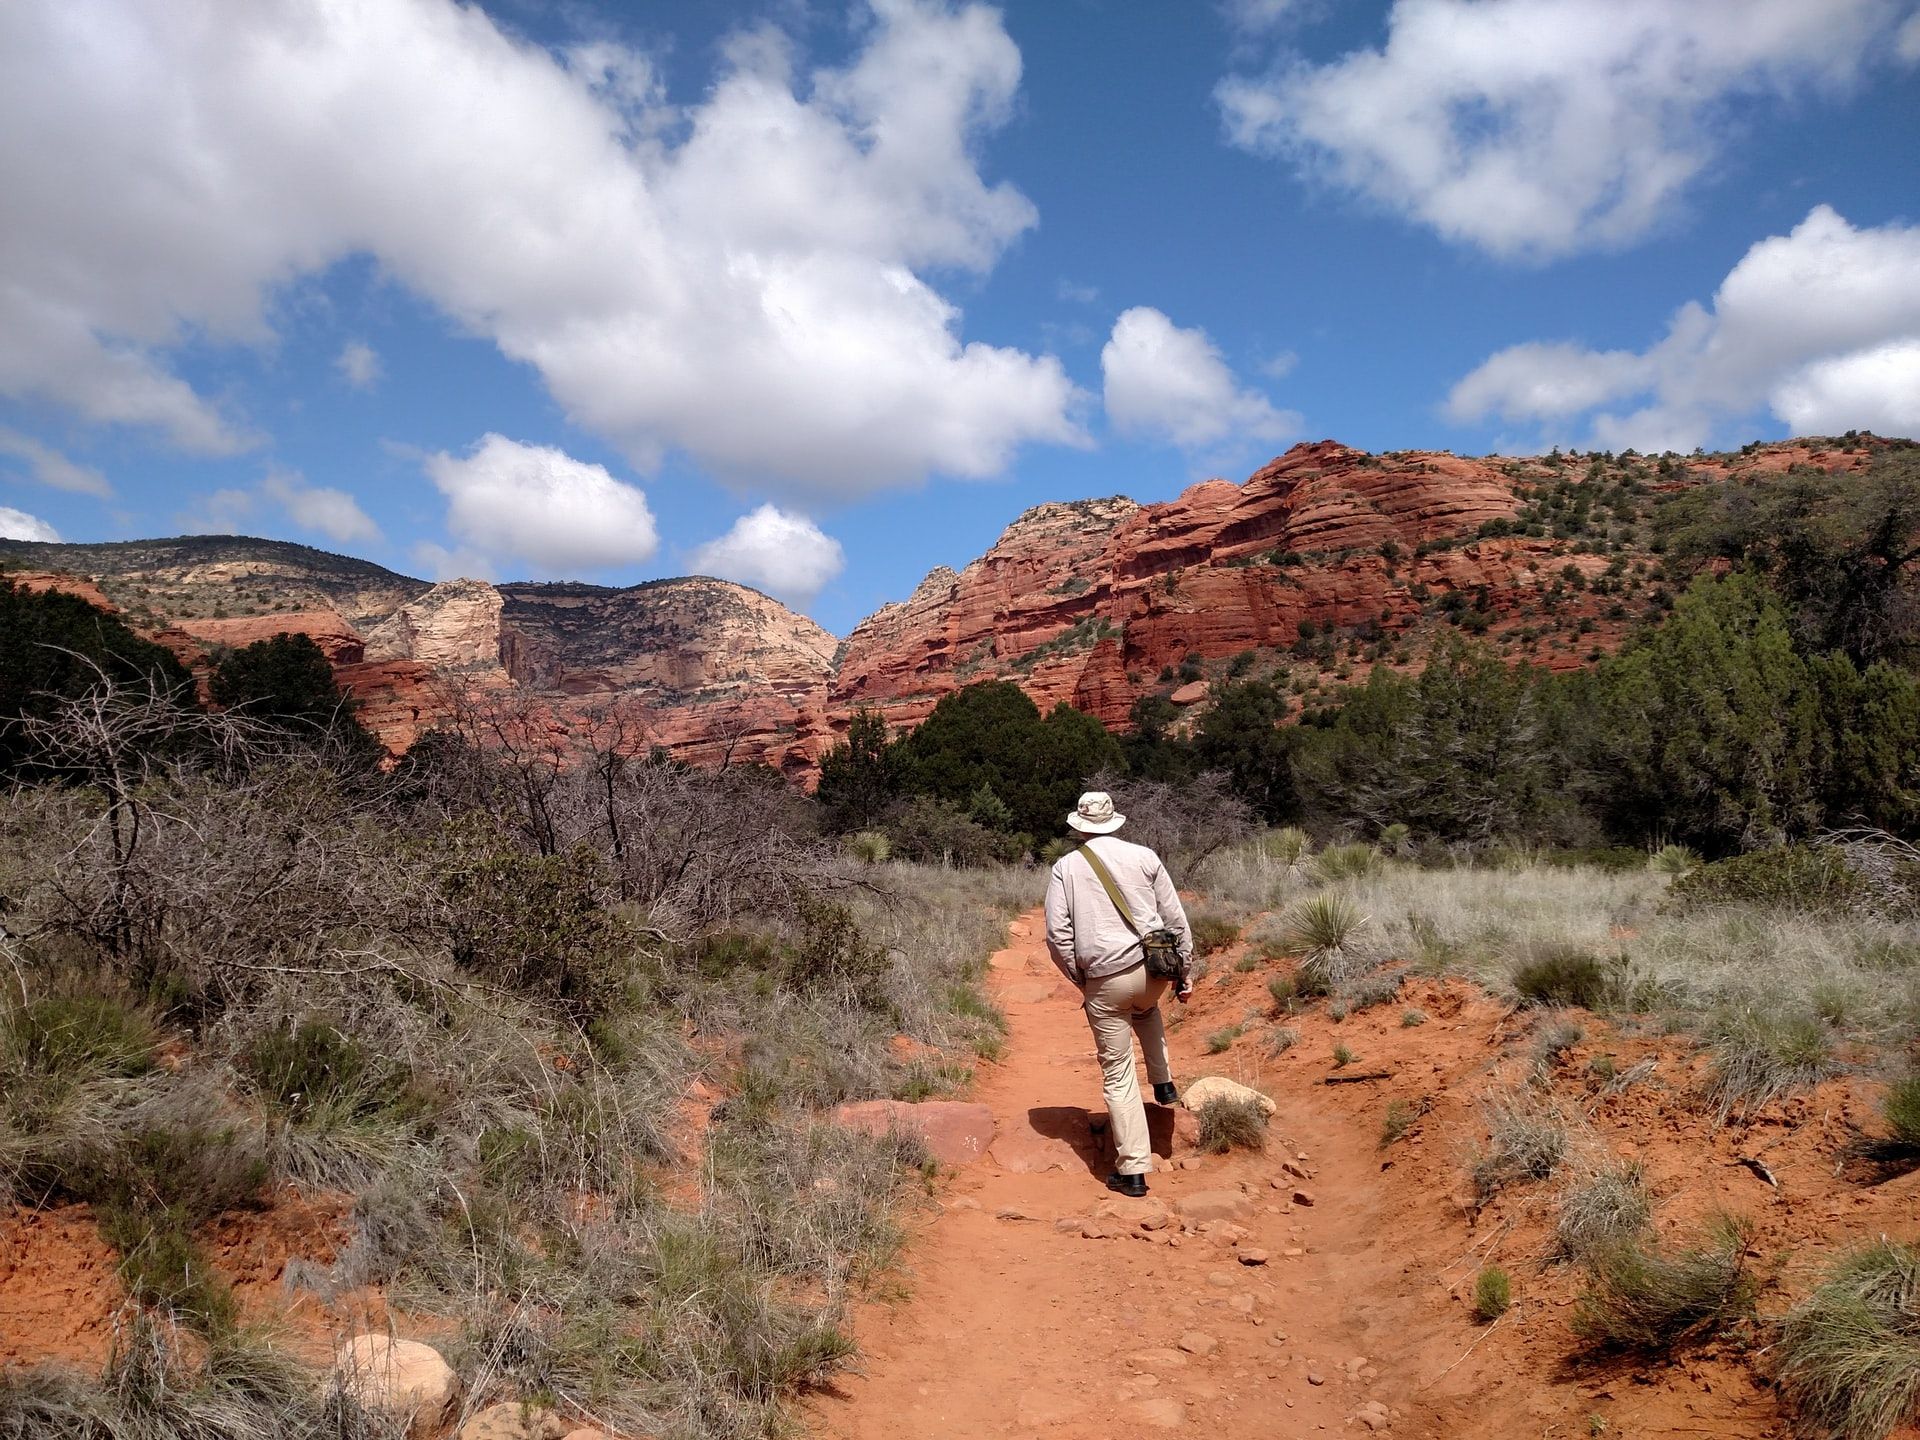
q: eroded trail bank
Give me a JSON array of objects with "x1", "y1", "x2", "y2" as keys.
[{"x1": 809, "y1": 910, "x2": 1438, "y2": 1439}]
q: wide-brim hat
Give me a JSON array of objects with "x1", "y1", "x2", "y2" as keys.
[{"x1": 1067, "y1": 791, "x2": 1126, "y2": 834}]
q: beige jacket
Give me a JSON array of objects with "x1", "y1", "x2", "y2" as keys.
[{"x1": 1043, "y1": 834, "x2": 1194, "y2": 987}]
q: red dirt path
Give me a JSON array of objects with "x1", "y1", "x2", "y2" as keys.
[{"x1": 808, "y1": 909, "x2": 1920, "y2": 1440}]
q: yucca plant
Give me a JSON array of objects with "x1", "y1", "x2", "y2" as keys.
[
  {"x1": 1279, "y1": 891, "x2": 1371, "y2": 991},
  {"x1": 1313, "y1": 842, "x2": 1378, "y2": 883},
  {"x1": 1648, "y1": 843, "x2": 1701, "y2": 877},
  {"x1": 1378, "y1": 822, "x2": 1412, "y2": 856},
  {"x1": 845, "y1": 831, "x2": 891, "y2": 864},
  {"x1": 1262, "y1": 826, "x2": 1311, "y2": 867}
]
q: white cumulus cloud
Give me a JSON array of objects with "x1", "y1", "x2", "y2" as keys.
[
  {"x1": 1217, "y1": 0, "x2": 1910, "y2": 260},
  {"x1": 1101, "y1": 306, "x2": 1300, "y2": 453},
  {"x1": 0, "y1": 427, "x2": 110, "y2": 497},
  {"x1": 336, "y1": 341, "x2": 381, "y2": 390},
  {"x1": 424, "y1": 434, "x2": 658, "y2": 575},
  {"x1": 0, "y1": 0, "x2": 1082, "y2": 496},
  {"x1": 1446, "y1": 206, "x2": 1920, "y2": 450},
  {"x1": 0, "y1": 505, "x2": 59, "y2": 542},
  {"x1": 689, "y1": 504, "x2": 846, "y2": 603},
  {"x1": 261, "y1": 468, "x2": 381, "y2": 545}
]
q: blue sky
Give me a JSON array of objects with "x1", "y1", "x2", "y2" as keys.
[{"x1": 1, "y1": 0, "x2": 1917, "y2": 636}]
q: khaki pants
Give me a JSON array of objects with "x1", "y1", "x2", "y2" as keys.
[{"x1": 1081, "y1": 964, "x2": 1173, "y2": 1176}]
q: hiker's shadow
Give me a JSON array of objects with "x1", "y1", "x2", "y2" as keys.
[{"x1": 1026, "y1": 1104, "x2": 1179, "y2": 1179}]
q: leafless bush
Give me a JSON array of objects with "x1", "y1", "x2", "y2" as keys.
[{"x1": 1084, "y1": 769, "x2": 1254, "y2": 878}]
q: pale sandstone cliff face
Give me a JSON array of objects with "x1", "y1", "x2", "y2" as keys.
[{"x1": 363, "y1": 579, "x2": 507, "y2": 675}]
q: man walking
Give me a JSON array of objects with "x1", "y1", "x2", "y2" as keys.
[{"x1": 1043, "y1": 791, "x2": 1195, "y2": 1197}]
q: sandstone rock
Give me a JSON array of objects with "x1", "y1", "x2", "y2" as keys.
[
  {"x1": 830, "y1": 1100, "x2": 995, "y2": 1167},
  {"x1": 457, "y1": 1402, "x2": 567, "y2": 1440},
  {"x1": 1168, "y1": 680, "x2": 1208, "y2": 706},
  {"x1": 1176, "y1": 1332, "x2": 1216, "y2": 1356},
  {"x1": 1237, "y1": 1248, "x2": 1269, "y2": 1266},
  {"x1": 1128, "y1": 1348, "x2": 1189, "y2": 1370},
  {"x1": 1134, "y1": 1396, "x2": 1187, "y2": 1429},
  {"x1": 364, "y1": 578, "x2": 505, "y2": 673},
  {"x1": 1292, "y1": 1189, "x2": 1316, "y2": 1207},
  {"x1": 332, "y1": 1336, "x2": 457, "y2": 1431},
  {"x1": 1175, "y1": 1190, "x2": 1253, "y2": 1224},
  {"x1": 1182, "y1": 1076, "x2": 1277, "y2": 1117},
  {"x1": 1172, "y1": 1107, "x2": 1202, "y2": 1149}
]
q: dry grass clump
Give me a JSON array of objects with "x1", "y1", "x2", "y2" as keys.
[
  {"x1": 1189, "y1": 908, "x2": 1245, "y2": 958},
  {"x1": 1470, "y1": 1095, "x2": 1570, "y2": 1200},
  {"x1": 1776, "y1": 1240, "x2": 1920, "y2": 1440},
  {"x1": 1196, "y1": 1097, "x2": 1267, "y2": 1154},
  {"x1": 1570, "y1": 1216, "x2": 1756, "y2": 1353},
  {"x1": 1205, "y1": 1025, "x2": 1243, "y2": 1054},
  {"x1": 1265, "y1": 1026, "x2": 1301, "y2": 1057},
  {"x1": 1552, "y1": 1161, "x2": 1653, "y2": 1262},
  {"x1": 1705, "y1": 1007, "x2": 1836, "y2": 1120},
  {"x1": 1378, "y1": 1098, "x2": 1425, "y2": 1148}
]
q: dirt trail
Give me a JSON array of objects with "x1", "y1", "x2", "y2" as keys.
[{"x1": 809, "y1": 910, "x2": 1458, "y2": 1438}]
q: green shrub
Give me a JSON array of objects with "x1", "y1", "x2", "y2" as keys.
[
  {"x1": 440, "y1": 833, "x2": 632, "y2": 1018},
  {"x1": 1670, "y1": 845, "x2": 1865, "y2": 913},
  {"x1": 1332, "y1": 1042, "x2": 1355, "y2": 1068},
  {"x1": 239, "y1": 1018, "x2": 394, "y2": 1120},
  {"x1": 1401, "y1": 1008, "x2": 1428, "y2": 1027},
  {"x1": 1473, "y1": 1265, "x2": 1513, "y2": 1321},
  {"x1": 1379, "y1": 1099, "x2": 1420, "y2": 1147},
  {"x1": 1196, "y1": 1097, "x2": 1267, "y2": 1153},
  {"x1": 1571, "y1": 1217, "x2": 1755, "y2": 1353},
  {"x1": 1205, "y1": 1026, "x2": 1242, "y2": 1054},
  {"x1": 3, "y1": 994, "x2": 155, "y2": 1080},
  {"x1": 1777, "y1": 1240, "x2": 1920, "y2": 1440},
  {"x1": 782, "y1": 893, "x2": 891, "y2": 1008},
  {"x1": 1190, "y1": 912, "x2": 1243, "y2": 958},
  {"x1": 1511, "y1": 943, "x2": 1617, "y2": 1011},
  {"x1": 1886, "y1": 1075, "x2": 1920, "y2": 1147}
]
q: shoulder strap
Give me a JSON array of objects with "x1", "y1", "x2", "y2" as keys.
[{"x1": 1078, "y1": 841, "x2": 1144, "y2": 938}]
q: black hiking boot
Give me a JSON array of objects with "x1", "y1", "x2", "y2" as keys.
[
  {"x1": 1153, "y1": 1081, "x2": 1179, "y2": 1106},
  {"x1": 1105, "y1": 1172, "x2": 1148, "y2": 1198}
]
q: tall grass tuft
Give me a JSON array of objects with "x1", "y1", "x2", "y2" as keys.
[
  {"x1": 1470, "y1": 1095, "x2": 1569, "y2": 1200},
  {"x1": 1571, "y1": 1216, "x2": 1756, "y2": 1353},
  {"x1": 1648, "y1": 844, "x2": 1700, "y2": 877},
  {"x1": 1776, "y1": 1240, "x2": 1920, "y2": 1440},
  {"x1": 1313, "y1": 843, "x2": 1378, "y2": 884}
]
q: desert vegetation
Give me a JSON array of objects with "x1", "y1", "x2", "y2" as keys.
[{"x1": 0, "y1": 606, "x2": 1031, "y2": 1439}]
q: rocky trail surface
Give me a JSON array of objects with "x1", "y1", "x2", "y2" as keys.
[{"x1": 809, "y1": 912, "x2": 1443, "y2": 1439}]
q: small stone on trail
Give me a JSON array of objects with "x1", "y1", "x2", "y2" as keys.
[
  {"x1": 1177, "y1": 1332, "x2": 1217, "y2": 1356},
  {"x1": 1292, "y1": 1189, "x2": 1316, "y2": 1207},
  {"x1": 1307, "y1": 1368, "x2": 1326, "y2": 1386},
  {"x1": 458, "y1": 1405, "x2": 566, "y2": 1440},
  {"x1": 1237, "y1": 1248, "x2": 1269, "y2": 1266},
  {"x1": 1054, "y1": 1217, "x2": 1082, "y2": 1234},
  {"x1": 997, "y1": 1206, "x2": 1039, "y2": 1221},
  {"x1": 1283, "y1": 1160, "x2": 1310, "y2": 1181},
  {"x1": 1228, "y1": 1294, "x2": 1255, "y2": 1315},
  {"x1": 1207, "y1": 1272, "x2": 1235, "y2": 1289},
  {"x1": 948, "y1": 1196, "x2": 981, "y2": 1211},
  {"x1": 1178, "y1": 1156, "x2": 1204, "y2": 1170},
  {"x1": 1176, "y1": 1190, "x2": 1253, "y2": 1223},
  {"x1": 1129, "y1": 1348, "x2": 1189, "y2": 1370}
]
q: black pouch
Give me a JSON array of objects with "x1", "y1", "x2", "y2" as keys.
[{"x1": 1141, "y1": 929, "x2": 1186, "y2": 984}]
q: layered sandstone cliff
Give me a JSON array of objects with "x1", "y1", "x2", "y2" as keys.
[{"x1": 3, "y1": 436, "x2": 1889, "y2": 772}]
